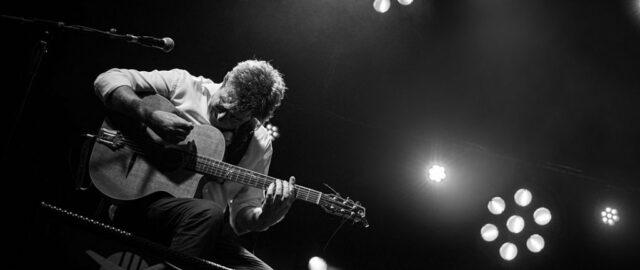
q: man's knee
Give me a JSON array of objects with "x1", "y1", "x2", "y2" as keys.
[{"x1": 187, "y1": 200, "x2": 225, "y2": 227}]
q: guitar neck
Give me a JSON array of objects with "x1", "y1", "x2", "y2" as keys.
[{"x1": 185, "y1": 153, "x2": 324, "y2": 205}]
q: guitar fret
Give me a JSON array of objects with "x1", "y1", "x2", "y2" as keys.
[{"x1": 184, "y1": 153, "x2": 327, "y2": 205}]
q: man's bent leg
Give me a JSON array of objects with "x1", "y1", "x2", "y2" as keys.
[
  {"x1": 147, "y1": 197, "x2": 226, "y2": 259},
  {"x1": 211, "y1": 224, "x2": 273, "y2": 270}
]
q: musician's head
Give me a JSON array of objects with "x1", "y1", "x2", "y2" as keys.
[{"x1": 211, "y1": 59, "x2": 287, "y2": 130}]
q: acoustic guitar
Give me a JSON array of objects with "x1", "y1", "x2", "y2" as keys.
[{"x1": 88, "y1": 94, "x2": 368, "y2": 227}]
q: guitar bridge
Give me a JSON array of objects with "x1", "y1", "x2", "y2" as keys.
[{"x1": 94, "y1": 128, "x2": 126, "y2": 150}]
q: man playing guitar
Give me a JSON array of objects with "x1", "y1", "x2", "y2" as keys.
[{"x1": 93, "y1": 59, "x2": 292, "y2": 270}]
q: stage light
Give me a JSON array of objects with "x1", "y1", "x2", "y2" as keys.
[
  {"x1": 506, "y1": 215, "x2": 525, "y2": 234},
  {"x1": 427, "y1": 164, "x2": 446, "y2": 182},
  {"x1": 601, "y1": 207, "x2": 619, "y2": 226},
  {"x1": 526, "y1": 234, "x2": 545, "y2": 253},
  {"x1": 265, "y1": 123, "x2": 280, "y2": 140},
  {"x1": 514, "y1": 188, "x2": 532, "y2": 207},
  {"x1": 481, "y1": 187, "x2": 552, "y2": 261},
  {"x1": 308, "y1": 256, "x2": 327, "y2": 270},
  {"x1": 398, "y1": 0, "x2": 414, "y2": 5},
  {"x1": 533, "y1": 207, "x2": 551, "y2": 226},
  {"x1": 622, "y1": 0, "x2": 640, "y2": 29},
  {"x1": 499, "y1": 242, "x2": 518, "y2": 261},
  {"x1": 481, "y1": 223, "x2": 499, "y2": 242},
  {"x1": 488, "y1": 197, "x2": 505, "y2": 215},
  {"x1": 373, "y1": 0, "x2": 391, "y2": 13},
  {"x1": 632, "y1": 0, "x2": 640, "y2": 21}
]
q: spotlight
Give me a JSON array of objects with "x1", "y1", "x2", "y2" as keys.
[
  {"x1": 427, "y1": 164, "x2": 446, "y2": 182},
  {"x1": 308, "y1": 256, "x2": 327, "y2": 270},
  {"x1": 265, "y1": 123, "x2": 280, "y2": 140},
  {"x1": 526, "y1": 234, "x2": 545, "y2": 253},
  {"x1": 514, "y1": 188, "x2": 532, "y2": 207},
  {"x1": 398, "y1": 0, "x2": 414, "y2": 5},
  {"x1": 481, "y1": 187, "x2": 551, "y2": 261},
  {"x1": 487, "y1": 197, "x2": 505, "y2": 215},
  {"x1": 499, "y1": 242, "x2": 518, "y2": 261},
  {"x1": 481, "y1": 223, "x2": 499, "y2": 242},
  {"x1": 627, "y1": 0, "x2": 640, "y2": 27},
  {"x1": 533, "y1": 207, "x2": 552, "y2": 226},
  {"x1": 601, "y1": 207, "x2": 619, "y2": 226},
  {"x1": 506, "y1": 215, "x2": 525, "y2": 234},
  {"x1": 373, "y1": 0, "x2": 391, "y2": 13}
]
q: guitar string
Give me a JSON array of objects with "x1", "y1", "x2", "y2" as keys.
[
  {"x1": 186, "y1": 152, "x2": 323, "y2": 203},
  {"x1": 112, "y1": 135, "x2": 363, "y2": 217},
  {"x1": 113, "y1": 135, "x2": 323, "y2": 203},
  {"x1": 193, "y1": 155, "x2": 366, "y2": 217}
]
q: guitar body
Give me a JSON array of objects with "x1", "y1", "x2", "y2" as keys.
[{"x1": 89, "y1": 94, "x2": 225, "y2": 201}]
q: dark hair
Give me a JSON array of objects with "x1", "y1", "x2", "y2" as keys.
[{"x1": 224, "y1": 59, "x2": 287, "y2": 123}]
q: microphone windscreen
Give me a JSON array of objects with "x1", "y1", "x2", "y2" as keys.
[{"x1": 162, "y1": 37, "x2": 175, "y2": 52}]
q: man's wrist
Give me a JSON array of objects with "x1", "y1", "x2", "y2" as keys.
[
  {"x1": 135, "y1": 100, "x2": 154, "y2": 125},
  {"x1": 250, "y1": 207, "x2": 271, "y2": 232}
]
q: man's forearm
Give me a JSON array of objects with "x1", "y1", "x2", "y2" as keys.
[{"x1": 105, "y1": 85, "x2": 154, "y2": 124}]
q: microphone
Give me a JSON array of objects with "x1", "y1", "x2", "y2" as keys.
[{"x1": 126, "y1": 34, "x2": 175, "y2": 52}]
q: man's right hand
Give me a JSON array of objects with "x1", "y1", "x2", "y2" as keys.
[
  {"x1": 103, "y1": 86, "x2": 194, "y2": 144},
  {"x1": 146, "y1": 110, "x2": 194, "y2": 144}
]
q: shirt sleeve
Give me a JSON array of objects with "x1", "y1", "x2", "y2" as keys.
[
  {"x1": 93, "y1": 68, "x2": 189, "y2": 103},
  {"x1": 228, "y1": 127, "x2": 273, "y2": 233}
]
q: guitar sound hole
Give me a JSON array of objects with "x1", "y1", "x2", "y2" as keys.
[{"x1": 157, "y1": 147, "x2": 185, "y2": 171}]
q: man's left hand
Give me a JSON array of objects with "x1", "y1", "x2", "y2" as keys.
[{"x1": 259, "y1": 176, "x2": 296, "y2": 228}]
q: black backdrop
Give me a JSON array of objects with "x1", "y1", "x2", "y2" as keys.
[{"x1": 2, "y1": 0, "x2": 640, "y2": 269}]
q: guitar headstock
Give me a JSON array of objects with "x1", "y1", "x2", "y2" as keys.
[{"x1": 319, "y1": 193, "x2": 369, "y2": 228}]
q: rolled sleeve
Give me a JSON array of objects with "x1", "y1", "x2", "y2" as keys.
[{"x1": 93, "y1": 68, "x2": 189, "y2": 103}]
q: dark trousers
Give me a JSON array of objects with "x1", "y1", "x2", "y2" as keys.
[{"x1": 113, "y1": 194, "x2": 272, "y2": 270}]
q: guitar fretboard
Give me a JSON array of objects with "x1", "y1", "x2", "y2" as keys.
[{"x1": 185, "y1": 153, "x2": 323, "y2": 205}]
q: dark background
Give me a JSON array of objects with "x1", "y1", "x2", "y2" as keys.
[{"x1": 2, "y1": 0, "x2": 640, "y2": 269}]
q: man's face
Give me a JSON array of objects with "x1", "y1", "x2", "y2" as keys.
[{"x1": 209, "y1": 86, "x2": 252, "y2": 131}]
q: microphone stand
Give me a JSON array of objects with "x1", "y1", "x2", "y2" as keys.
[{"x1": 0, "y1": 14, "x2": 162, "y2": 162}]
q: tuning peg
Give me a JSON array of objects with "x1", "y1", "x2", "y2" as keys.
[{"x1": 362, "y1": 219, "x2": 370, "y2": 228}]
